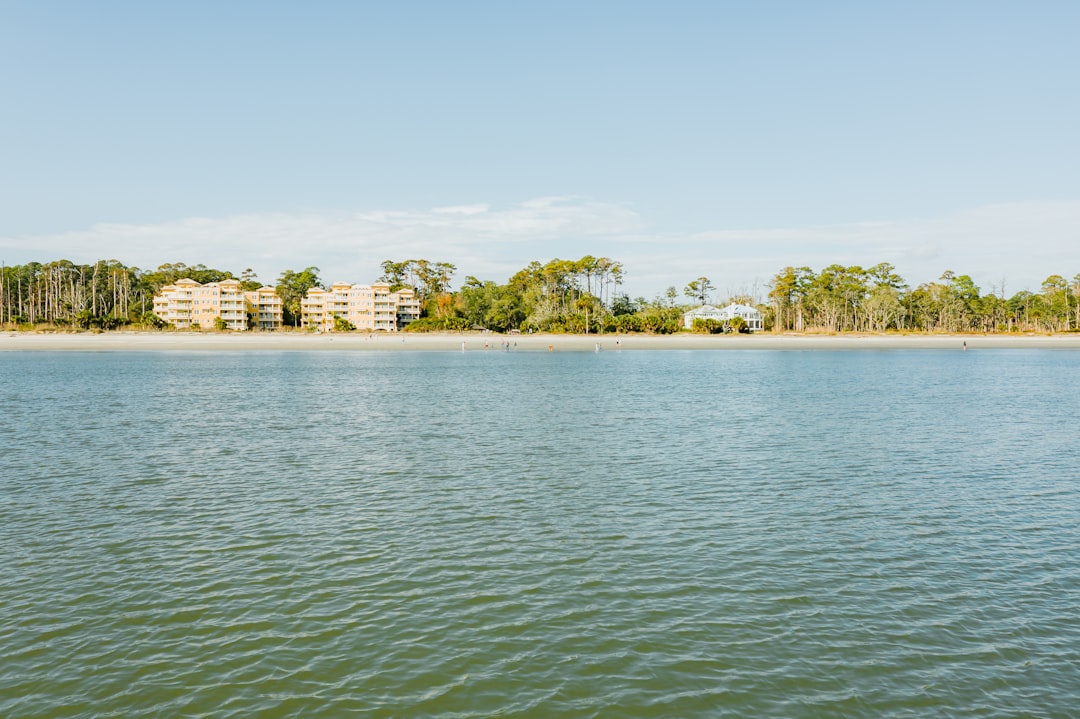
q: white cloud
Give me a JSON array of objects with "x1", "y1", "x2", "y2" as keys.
[
  {"x1": 624, "y1": 201, "x2": 1080, "y2": 300},
  {"x1": 431, "y1": 204, "x2": 490, "y2": 215},
  {"x1": 2, "y1": 198, "x2": 1077, "y2": 300}
]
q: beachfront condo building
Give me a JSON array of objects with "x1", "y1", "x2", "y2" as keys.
[
  {"x1": 153, "y1": 278, "x2": 284, "y2": 330},
  {"x1": 247, "y1": 285, "x2": 286, "y2": 330},
  {"x1": 300, "y1": 282, "x2": 421, "y2": 332}
]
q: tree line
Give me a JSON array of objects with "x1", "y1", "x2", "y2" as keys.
[
  {"x1": 767, "y1": 263, "x2": 1080, "y2": 333},
  {"x1": 2, "y1": 256, "x2": 1078, "y2": 333},
  {"x1": 407, "y1": 256, "x2": 644, "y2": 333},
  {"x1": 409, "y1": 258, "x2": 1080, "y2": 334},
  {"x1": 0, "y1": 260, "x2": 258, "y2": 328}
]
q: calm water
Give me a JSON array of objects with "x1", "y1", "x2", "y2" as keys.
[{"x1": 1, "y1": 348, "x2": 1078, "y2": 718}]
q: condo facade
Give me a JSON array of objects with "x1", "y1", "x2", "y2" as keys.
[
  {"x1": 301, "y1": 282, "x2": 420, "y2": 332},
  {"x1": 153, "y1": 278, "x2": 284, "y2": 330}
]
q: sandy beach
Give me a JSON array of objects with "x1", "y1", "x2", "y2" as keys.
[{"x1": 2, "y1": 330, "x2": 1079, "y2": 352}]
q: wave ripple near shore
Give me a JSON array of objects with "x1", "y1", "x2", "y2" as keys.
[{"x1": 2, "y1": 350, "x2": 1079, "y2": 717}]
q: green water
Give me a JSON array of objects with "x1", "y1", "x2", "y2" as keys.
[{"x1": 2, "y1": 349, "x2": 1078, "y2": 717}]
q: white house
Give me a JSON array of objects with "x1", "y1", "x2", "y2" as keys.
[{"x1": 683, "y1": 303, "x2": 764, "y2": 332}]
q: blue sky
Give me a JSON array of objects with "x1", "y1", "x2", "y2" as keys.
[{"x1": 2, "y1": 0, "x2": 1077, "y2": 300}]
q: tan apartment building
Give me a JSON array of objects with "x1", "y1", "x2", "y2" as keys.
[
  {"x1": 248, "y1": 285, "x2": 285, "y2": 330},
  {"x1": 301, "y1": 282, "x2": 421, "y2": 331},
  {"x1": 153, "y1": 278, "x2": 284, "y2": 330}
]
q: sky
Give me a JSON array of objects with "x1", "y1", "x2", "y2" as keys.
[{"x1": 2, "y1": 0, "x2": 1078, "y2": 301}]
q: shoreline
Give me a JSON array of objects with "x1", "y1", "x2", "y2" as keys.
[{"x1": 3, "y1": 330, "x2": 1079, "y2": 352}]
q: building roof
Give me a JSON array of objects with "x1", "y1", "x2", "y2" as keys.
[
  {"x1": 723, "y1": 303, "x2": 762, "y2": 317},
  {"x1": 683, "y1": 303, "x2": 763, "y2": 319}
]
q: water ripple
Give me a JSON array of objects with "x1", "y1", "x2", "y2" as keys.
[{"x1": 1, "y1": 350, "x2": 1079, "y2": 717}]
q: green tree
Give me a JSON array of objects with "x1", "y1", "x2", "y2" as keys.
[
  {"x1": 380, "y1": 259, "x2": 458, "y2": 307},
  {"x1": 461, "y1": 276, "x2": 498, "y2": 329},
  {"x1": 684, "y1": 277, "x2": 714, "y2": 306},
  {"x1": 864, "y1": 263, "x2": 907, "y2": 331},
  {"x1": 486, "y1": 293, "x2": 526, "y2": 332},
  {"x1": 379, "y1": 260, "x2": 411, "y2": 290},
  {"x1": 1040, "y1": 275, "x2": 1070, "y2": 331},
  {"x1": 276, "y1": 267, "x2": 321, "y2": 327},
  {"x1": 610, "y1": 294, "x2": 636, "y2": 316},
  {"x1": 942, "y1": 272, "x2": 980, "y2": 332},
  {"x1": 139, "y1": 311, "x2": 166, "y2": 329},
  {"x1": 691, "y1": 318, "x2": 724, "y2": 334},
  {"x1": 239, "y1": 267, "x2": 262, "y2": 291},
  {"x1": 768, "y1": 266, "x2": 816, "y2": 332},
  {"x1": 1072, "y1": 274, "x2": 1080, "y2": 330},
  {"x1": 1008, "y1": 290, "x2": 1036, "y2": 330}
]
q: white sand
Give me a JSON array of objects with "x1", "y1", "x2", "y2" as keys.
[{"x1": 2, "y1": 330, "x2": 1079, "y2": 352}]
